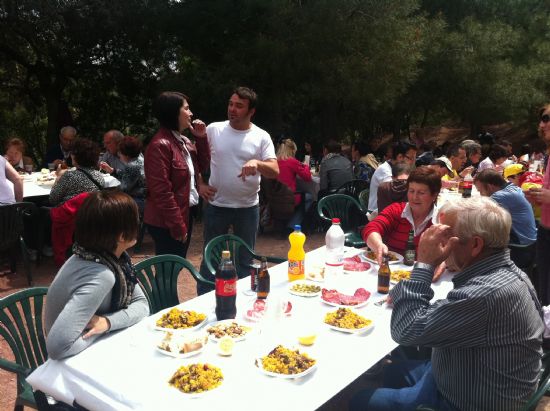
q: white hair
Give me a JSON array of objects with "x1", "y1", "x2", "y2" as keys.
[
  {"x1": 439, "y1": 196, "x2": 511, "y2": 249},
  {"x1": 60, "y1": 126, "x2": 77, "y2": 137}
]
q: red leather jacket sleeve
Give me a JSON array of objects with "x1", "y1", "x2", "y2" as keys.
[
  {"x1": 144, "y1": 129, "x2": 189, "y2": 240},
  {"x1": 194, "y1": 136, "x2": 210, "y2": 174}
]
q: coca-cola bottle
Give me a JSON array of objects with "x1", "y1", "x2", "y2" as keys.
[{"x1": 215, "y1": 250, "x2": 237, "y2": 320}]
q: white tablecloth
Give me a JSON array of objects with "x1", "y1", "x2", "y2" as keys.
[
  {"x1": 27, "y1": 247, "x2": 453, "y2": 411},
  {"x1": 23, "y1": 172, "x2": 120, "y2": 199}
]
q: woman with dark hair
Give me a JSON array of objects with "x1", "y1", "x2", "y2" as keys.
[
  {"x1": 477, "y1": 144, "x2": 509, "y2": 173},
  {"x1": 115, "y1": 136, "x2": 146, "y2": 212},
  {"x1": 363, "y1": 166, "x2": 441, "y2": 263},
  {"x1": 49, "y1": 138, "x2": 105, "y2": 207},
  {"x1": 144, "y1": 91, "x2": 210, "y2": 257},
  {"x1": 44, "y1": 190, "x2": 149, "y2": 359}
]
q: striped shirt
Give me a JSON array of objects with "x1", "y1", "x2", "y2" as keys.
[{"x1": 390, "y1": 250, "x2": 544, "y2": 411}]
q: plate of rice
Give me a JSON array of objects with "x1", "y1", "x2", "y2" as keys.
[
  {"x1": 324, "y1": 308, "x2": 374, "y2": 333},
  {"x1": 168, "y1": 363, "x2": 223, "y2": 396},
  {"x1": 255, "y1": 345, "x2": 317, "y2": 379},
  {"x1": 154, "y1": 307, "x2": 208, "y2": 332}
]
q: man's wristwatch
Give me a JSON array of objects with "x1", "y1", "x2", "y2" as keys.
[{"x1": 413, "y1": 262, "x2": 435, "y2": 272}]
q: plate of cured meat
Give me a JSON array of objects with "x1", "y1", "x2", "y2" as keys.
[
  {"x1": 343, "y1": 255, "x2": 371, "y2": 272},
  {"x1": 243, "y1": 299, "x2": 293, "y2": 322},
  {"x1": 320, "y1": 288, "x2": 371, "y2": 308}
]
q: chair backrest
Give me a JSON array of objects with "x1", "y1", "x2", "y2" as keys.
[
  {"x1": 358, "y1": 189, "x2": 370, "y2": 212},
  {"x1": 522, "y1": 351, "x2": 550, "y2": 411},
  {"x1": 0, "y1": 287, "x2": 49, "y2": 395},
  {"x1": 336, "y1": 179, "x2": 370, "y2": 200},
  {"x1": 0, "y1": 202, "x2": 37, "y2": 251},
  {"x1": 204, "y1": 234, "x2": 252, "y2": 276},
  {"x1": 134, "y1": 254, "x2": 212, "y2": 314},
  {"x1": 317, "y1": 193, "x2": 368, "y2": 233}
]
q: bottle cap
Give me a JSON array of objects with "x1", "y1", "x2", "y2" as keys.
[
  {"x1": 331, "y1": 218, "x2": 341, "y2": 224},
  {"x1": 294, "y1": 225, "x2": 301, "y2": 231}
]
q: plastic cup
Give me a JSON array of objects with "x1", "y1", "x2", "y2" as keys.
[
  {"x1": 48, "y1": 163, "x2": 55, "y2": 172},
  {"x1": 24, "y1": 164, "x2": 33, "y2": 174}
]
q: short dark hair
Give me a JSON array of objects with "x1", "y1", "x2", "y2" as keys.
[
  {"x1": 352, "y1": 141, "x2": 369, "y2": 156},
  {"x1": 474, "y1": 169, "x2": 506, "y2": 188},
  {"x1": 447, "y1": 144, "x2": 464, "y2": 159},
  {"x1": 488, "y1": 144, "x2": 509, "y2": 162},
  {"x1": 71, "y1": 138, "x2": 100, "y2": 168},
  {"x1": 152, "y1": 91, "x2": 189, "y2": 131},
  {"x1": 391, "y1": 141, "x2": 416, "y2": 160},
  {"x1": 75, "y1": 190, "x2": 139, "y2": 253},
  {"x1": 407, "y1": 166, "x2": 441, "y2": 195},
  {"x1": 118, "y1": 136, "x2": 142, "y2": 159},
  {"x1": 391, "y1": 161, "x2": 412, "y2": 178},
  {"x1": 233, "y1": 86, "x2": 257, "y2": 110},
  {"x1": 324, "y1": 139, "x2": 341, "y2": 154}
]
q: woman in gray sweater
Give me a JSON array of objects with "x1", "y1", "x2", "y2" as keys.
[{"x1": 45, "y1": 190, "x2": 150, "y2": 360}]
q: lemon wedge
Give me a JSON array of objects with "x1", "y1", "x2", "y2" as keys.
[
  {"x1": 218, "y1": 335, "x2": 235, "y2": 356},
  {"x1": 298, "y1": 335, "x2": 317, "y2": 346}
]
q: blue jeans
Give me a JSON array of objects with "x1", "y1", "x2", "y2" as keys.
[
  {"x1": 198, "y1": 204, "x2": 259, "y2": 295},
  {"x1": 349, "y1": 360, "x2": 457, "y2": 411}
]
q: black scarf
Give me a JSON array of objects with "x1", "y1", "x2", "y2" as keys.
[{"x1": 72, "y1": 242, "x2": 137, "y2": 310}]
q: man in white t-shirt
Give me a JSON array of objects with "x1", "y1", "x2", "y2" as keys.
[
  {"x1": 368, "y1": 141, "x2": 416, "y2": 215},
  {"x1": 198, "y1": 87, "x2": 279, "y2": 294}
]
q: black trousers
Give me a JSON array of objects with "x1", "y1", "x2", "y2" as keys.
[{"x1": 146, "y1": 206, "x2": 197, "y2": 258}]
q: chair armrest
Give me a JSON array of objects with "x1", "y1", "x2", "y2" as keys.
[{"x1": 0, "y1": 357, "x2": 31, "y2": 378}]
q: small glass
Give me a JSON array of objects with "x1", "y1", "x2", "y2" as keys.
[
  {"x1": 24, "y1": 164, "x2": 33, "y2": 174},
  {"x1": 47, "y1": 163, "x2": 56, "y2": 172}
]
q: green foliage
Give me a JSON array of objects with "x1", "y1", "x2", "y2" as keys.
[{"x1": 1, "y1": 0, "x2": 550, "y2": 161}]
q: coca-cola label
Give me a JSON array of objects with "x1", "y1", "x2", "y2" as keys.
[
  {"x1": 215, "y1": 278, "x2": 237, "y2": 296},
  {"x1": 288, "y1": 259, "x2": 304, "y2": 276}
]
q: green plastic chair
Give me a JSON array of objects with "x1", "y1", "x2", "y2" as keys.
[
  {"x1": 358, "y1": 188, "x2": 370, "y2": 213},
  {"x1": 204, "y1": 234, "x2": 286, "y2": 277},
  {"x1": 317, "y1": 194, "x2": 368, "y2": 248},
  {"x1": 521, "y1": 350, "x2": 550, "y2": 411},
  {"x1": 336, "y1": 179, "x2": 370, "y2": 201},
  {"x1": 134, "y1": 254, "x2": 213, "y2": 314},
  {"x1": 0, "y1": 287, "x2": 49, "y2": 410}
]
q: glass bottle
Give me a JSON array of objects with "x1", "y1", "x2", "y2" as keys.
[
  {"x1": 257, "y1": 257, "x2": 270, "y2": 299},
  {"x1": 403, "y1": 229, "x2": 415, "y2": 266},
  {"x1": 377, "y1": 254, "x2": 391, "y2": 294}
]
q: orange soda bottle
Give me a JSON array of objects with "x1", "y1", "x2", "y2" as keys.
[{"x1": 288, "y1": 225, "x2": 306, "y2": 281}]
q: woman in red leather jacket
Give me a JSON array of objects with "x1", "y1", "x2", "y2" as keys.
[{"x1": 144, "y1": 92, "x2": 211, "y2": 257}]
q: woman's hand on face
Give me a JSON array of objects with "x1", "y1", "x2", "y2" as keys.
[
  {"x1": 189, "y1": 120, "x2": 207, "y2": 138},
  {"x1": 99, "y1": 161, "x2": 114, "y2": 174},
  {"x1": 82, "y1": 315, "x2": 111, "y2": 339}
]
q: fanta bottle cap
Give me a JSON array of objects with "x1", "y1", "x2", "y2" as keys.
[
  {"x1": 331, "y1": 218, "x2": 340, "y2": 224},
  {"x1": 294, "y1": 225, "x2": 301, "y2": 231}
]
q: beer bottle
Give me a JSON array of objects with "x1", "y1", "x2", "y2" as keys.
[
  {"x1": 257, "y1": 257, "x2": 270, "y2": 299},
  {"x1": 377, "y1": 254, "x2": 391, "y2": 294},
  {"x1": 404, "y1": 229, "x2": 415, "y2": 266},
  {"x1": 215, "y1": 250, "x2": 237, "y2": 320}
]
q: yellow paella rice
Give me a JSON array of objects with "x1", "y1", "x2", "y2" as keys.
[
  {"x1": 391, "y1": 269, "x2": 411, "y2": 283},
  {"x1": 169, "y1": 363, "x2": 223, "y2": 394},
  {"x1": 324, "y1": 308, "x2": 372, "y2": 329},
  {"x1": 156, "y1": 308, "x2": 206, "y2": 329},
  {"x1": 258, "y1": 345, "x2": 316, "y2": 375}
]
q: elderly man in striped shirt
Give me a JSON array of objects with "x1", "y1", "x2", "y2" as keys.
[{"x1": 351, "y1": 197, "x2": 544, "y2": 411}]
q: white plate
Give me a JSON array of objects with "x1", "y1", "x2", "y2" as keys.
[
  {"x1": 243, "y1": 300, "x2": 292, "y2": 322},
  {"x1": 206, "y1": 320, "x2": 252, "y2": 342},
  {"x1": 169, "y1": 365, "x2": 223, "y2": 398},
  {"x1": 156, "y1": 344, "x2": 205, "y2": 359},
  {"x1": 362, "y1": 251, "x2": 404, "y2": 265},
  {"x1": 325, "y1": 321, "x2": 374, "y2": 334},
  {"x1": 154, "y1": 310, "x2": 209, "y2": 333},
  {"x1": 320, "y1": 297, "x2": 370, "y2": 309},
  {"x1": 342, "y1": 257, "x2": 372, "y2": 273},
  {"x1": 255, "y1": 358, "x2": 317, "y2": 379},
  {"x1": 288, "y1": 280, "x2": 322, "y2": 297}
]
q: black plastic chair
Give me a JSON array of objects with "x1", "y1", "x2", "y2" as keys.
[
  {"x1": 0, "y1": 287, "x2": 48, "y2": 410},
  {"x1": 0, "y1": 202, "x2": 38, "y2": 285},
  {"x1": 317, "y1": 194, "x2": 368, "y2": 247},
  {"x1": 336, "y1": 179, "x2": 370, "y2": 201}
]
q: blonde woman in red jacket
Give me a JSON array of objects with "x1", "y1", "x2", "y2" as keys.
[{"x1": 144, "y1": 92, "x2": 212, "y2": 257}]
